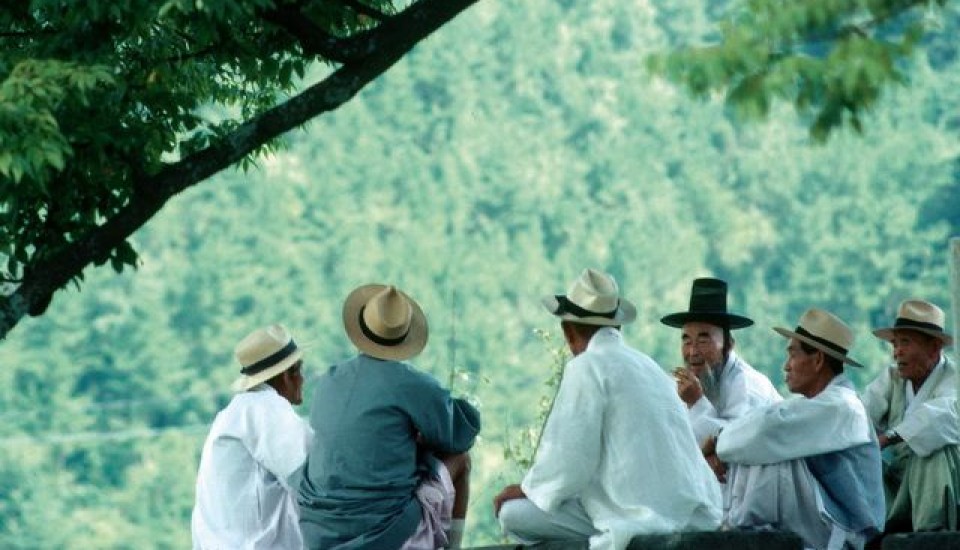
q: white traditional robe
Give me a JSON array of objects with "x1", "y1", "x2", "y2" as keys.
[
  {"x1": 522, "y1": 327, "x2": 722, "y2": 550},
  {"x1": 862, "y1": 354, "x2": 960, "y2": 530},
  {"x1": 863, "y1": 355, "x2": 960, "y2": 457},
  {"x1": 717, "y1": 376, "x2": 884, "y2": 549},
  {"x1": 688, "y1": 351, "x2": 783, "y2": 445},
  {"x1": 192, "y1": 384, "x2": 314, "y2": 550}
]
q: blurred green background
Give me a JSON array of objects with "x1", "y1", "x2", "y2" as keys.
[{"x1": 2, "y1": 0, "x2": 958, "y2": 547}]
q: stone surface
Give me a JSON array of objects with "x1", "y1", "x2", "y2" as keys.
[
  {"x1": 880, "y1": 532, "x2": 960, "y2": 550},
  {"x1": 468, "y1": 530, "x2": 803, "y2": 549}
]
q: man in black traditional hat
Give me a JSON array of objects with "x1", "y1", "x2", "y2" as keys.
[{"x1": 661, "y1": 278, "x2": 781, "y2": 451}]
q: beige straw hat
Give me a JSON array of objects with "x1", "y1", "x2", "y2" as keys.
[
  {"x1": 232, "y1": 324, "x2": 304, "y2": 392},
  {"x1": 541, "y1": 268, "x2": 636, "y2": 326},
  {"x1": 343, "y1": 284, "x2": 428, "y2": 361},
  {"x1": 872, "y1": 299, "x2": 953, "y2": 346},
  {"x1": 774, "y1": 308, "x2": 864, "y2": 368}
]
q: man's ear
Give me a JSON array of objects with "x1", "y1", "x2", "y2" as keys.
[{"x1": 814, "y1": 350, "x2": 827, "y2": 373}]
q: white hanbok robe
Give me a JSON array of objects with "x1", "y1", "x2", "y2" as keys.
[
  {"x1": 192, "y1": 384, "x2": 314, "y2": 550},
  {"x1": 863, "y1": 355, "x2": 960, "y2": 458},
  {"x1": 688, "y1": 351, "x2": 782, "y2": 445},
  {"x1": 522, "y1": 327, "x2": 722, "y2": 550},
  {"x1": 717, "y1": 376, "x2": 884, "y2": 549},
  {"x1": 862, "y1": 355, "x2": 960, "y2": 530}
]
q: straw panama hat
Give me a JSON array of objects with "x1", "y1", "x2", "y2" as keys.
[
  {"x1": 660, "y1": 277, "x2": 754, "y2": 330},
  {"x1": 774, "y1": 308, "x2": 864, "y2": 368},
  {"x1": 542, "y1": 268, "x2": 636, "y2": 326},
  {"x1": 872, "y1": 299, "x2": 953, "y2": 346},
  {"x1": 232, "y1": 324, "x2": 304, "y2": 392},
  {"x1": 343, "y1": 284, "x2": 428, "y2": 361}
]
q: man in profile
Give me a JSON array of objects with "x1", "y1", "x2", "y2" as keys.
[
  {"x1": 192, "y1": 324, "x2": 313, "y2": 550},
  {"x1": 703, "y1": 308, "x2": 885, "y2": 549},
  {"x1": 863, "y1": 299, "x2": 960, "y2": 532}
]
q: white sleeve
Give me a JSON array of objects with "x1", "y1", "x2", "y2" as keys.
[
  {"x1": 861, "y1": 367, "x2": 893, "y2": 429},
  {"x1": 245, "y1": 397, "x2": 313, "y2": 489},
  {"x1": 689, "y1": 396, "x2": 722, "y2": 444},
  {"x1": 717, "y1": 389, "x2": 872, "y2": 465},
  {"x1": 895, "y1": 365, "x2": 960, "y2": 457},
  {"x1": 522, "y1": 357, "x2": 603, "y2": 513}
]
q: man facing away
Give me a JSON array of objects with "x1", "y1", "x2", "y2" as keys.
[
  {"x1": 862, "y1": 299, "x2": 960, "y2": 532},
  {"x1": 702, "y1": 308, "x2": 885, "y2": 549},
  {"x1": 494, "y1": 268, "x2": 722, "y2": 550},
  {"x1": 192, "y1": 324, "x2": 314, "y2": 550},
  {"x1": 299, "y1": 284, "x2": 481, "y2": 549},
  {"x1": 660, "y1": 277, "x2": 782, "y2": 447}
]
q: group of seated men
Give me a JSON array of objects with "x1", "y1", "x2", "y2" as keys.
[{"x1": 189, "y1": 270, "x2": 959, "y2": 550}]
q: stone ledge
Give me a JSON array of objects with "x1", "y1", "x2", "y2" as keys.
[
  {"x1": 469, "y1": 530, "x2": 960, "y2": 549},
  {"x1": 880, "y1": 532, "x2": 960, "y2": 550},
  {"x1": 469, "y1": 530, "x2": 803, "y2": 549}
]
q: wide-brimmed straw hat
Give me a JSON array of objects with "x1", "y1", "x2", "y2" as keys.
[
  {"x1": 541, "y1": 268, "x2": 636, "y2": 326},
  {"x1": 660, "y1": 277, "x2": 753, "y2": 330},
  {"x1": 343, "y1": 284, "x2": 428, "y2": 361},
  {"x1": 232, "y1": 324, "x2": 304, "y2": 392},
  {"x1": 873, "y1": 299, "x2": 953, "y2": 346},
  {"x1": 774, "y1": 308, "x2": 864, "y2": 368}
]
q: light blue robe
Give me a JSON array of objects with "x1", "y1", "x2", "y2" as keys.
[{"x1": 298, "y1": 354, "x2": 481, "y2": 550}]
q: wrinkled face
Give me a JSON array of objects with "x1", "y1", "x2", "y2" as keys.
[
  {"x1": 784, "y1": 338, "x2": 820, "y2": 397},
  {"x1": 891, "y1": 330, "x2": 941, "y2": 386},
  {"x1": 681, "y1": 322, "x2": 725, "y2": 376}
]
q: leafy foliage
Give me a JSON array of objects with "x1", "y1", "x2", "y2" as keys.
[
  {"x1": 0, "y1": 0, "x2": 958, "y2": 547},
  {"x1": 0, "y1": 0, "x2": 478, "y2": 335},
  {"x1": 650, "y1": 0, "x2": 953, "y2": 140}
]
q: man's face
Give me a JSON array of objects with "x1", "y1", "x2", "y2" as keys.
[
  {"x1": 283, "y1": 361, "x2": 305, "y2": 405},
  {"x1": 891, "y1": 330, "x2": 940, "y2": 386},
  {"x1": 681, "y1": 322, "x2": 725, "y2": 376},
  {"x1": 784, "y1": 338, "x2": 820, "y2": 397}
]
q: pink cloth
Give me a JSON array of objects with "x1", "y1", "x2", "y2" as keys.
[{"x1": 400, "y1": 462, "x2": 454, "y2": 550}]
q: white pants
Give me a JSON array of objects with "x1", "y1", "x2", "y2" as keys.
[
  {"x1": 499, "y1": 497, "x2": 598, "y2": 543},
  {"x1": 727, "y1": 459, "x2": 863, "y2": 550}
]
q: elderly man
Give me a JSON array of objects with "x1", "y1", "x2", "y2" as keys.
[
  {"x1": 494, "y1": 268, "x2": 722, "y2": 550},
  {"x1": 299, "y1": 284, "x2": 481, "y2": 550},
  {"x1": 703, "y1": 308, "x2": 885, "y2": 550},
  {"x1": 862, "y1": 299, "x2": 960, "y2": 532},
  {"x1": 192, "y1": 324, "x2": 314, "y2": 550},
  {"x1": 661, "y1": 277, "x2": 782, "y2": 447}
]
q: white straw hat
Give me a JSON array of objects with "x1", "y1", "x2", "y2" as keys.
[
  {"x1": 542, "y1": 268, "x2": 636, "y2": 326},
  {"x1": 342, "y1": 284, "x2": 428, "y2": 361},
  {"x1": 873, "y1": 299, "x2": 953, "y2": 346},
  {"x1": 232, "y1": 324, "x2": 304, "y2": 392},
  {"x1": 774, "y1": 308, "x2": 863, "y2": 368}
]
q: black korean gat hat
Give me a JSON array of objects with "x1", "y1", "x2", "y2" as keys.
[{"x1": 660, "y1": 278, "x2": 754, "y2": 330}]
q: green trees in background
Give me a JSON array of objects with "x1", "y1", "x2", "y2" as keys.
[
  {"x1": 0, "y1": 0, "x2": 957, "y2": 547},
  {"x1": 651, "y1": 0, "x2": 958, "y2": 141},
  {"x1": 0, "y1": 0, "x2": 478, "y2": 337}
]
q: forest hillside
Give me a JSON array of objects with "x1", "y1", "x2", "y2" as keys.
[{"x1": 1, "y1": 0, "x2": 958, "y2": 547}]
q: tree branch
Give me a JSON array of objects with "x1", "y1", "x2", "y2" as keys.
[
  {"x1": 0, "y1": 0, "x2": 481, "y2": 339},
  {"x1": 341, "y1": 0, "x2": 388, "y2": 22}
]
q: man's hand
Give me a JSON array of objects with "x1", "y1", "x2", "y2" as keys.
[
  {"x1": 701, "y1": 435, "x2": 727, "y2": 483},
  {"x1": 493, "y1": 484, "x2": 526, "y2": 517},
  {"x1": 673, "y1": 367, "x2": 703, "y2": 406}
]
